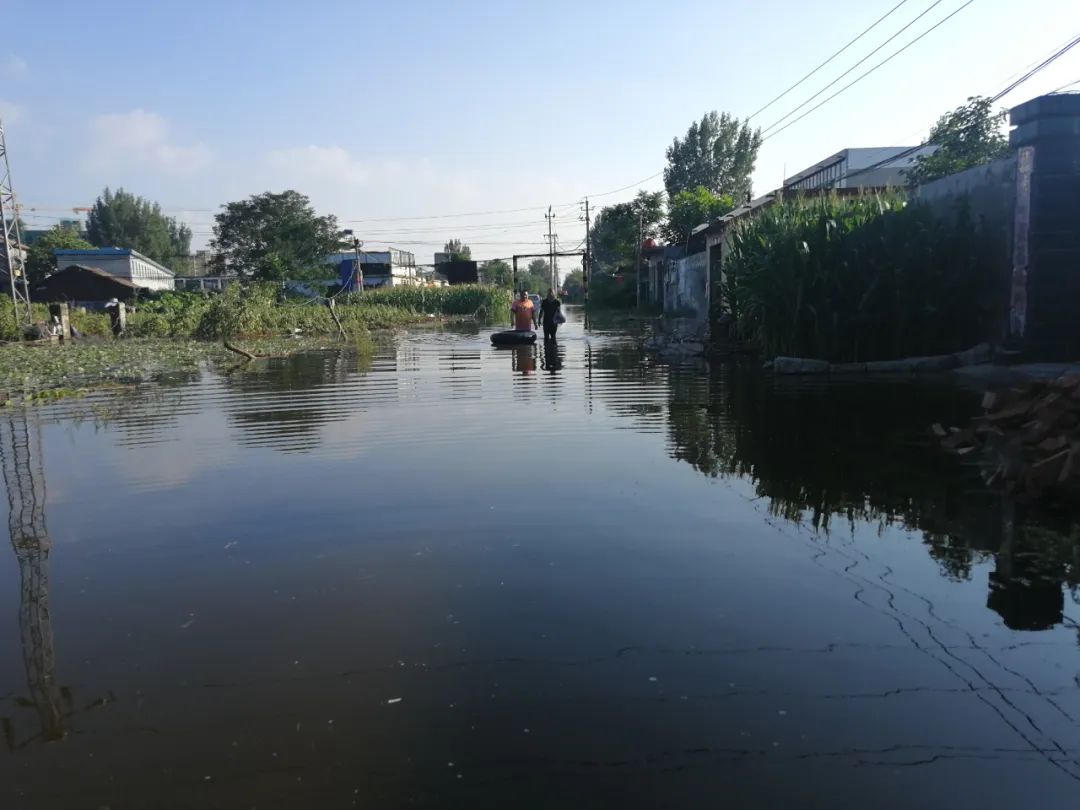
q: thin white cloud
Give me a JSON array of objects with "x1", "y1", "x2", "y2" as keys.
[
  {"x1": 0, "y1": 99, "x2": 25, "y2": 125},
  {"x1": 4, "y1": 55, "x2": 27, "y2": 79},
  {"x1": 86, "y1": 109, "x2": 213, "y2": 175},
  {"x1": 264, "y1": 145, "x2": 370, "y2": 186}
]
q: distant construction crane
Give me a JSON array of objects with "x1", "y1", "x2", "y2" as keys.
[{"x1": 0, "y1": 117, "x2": 32, "y2": 329}]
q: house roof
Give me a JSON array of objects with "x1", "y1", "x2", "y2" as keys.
[
  {"x1": 46, "y1": 263, "x2": 140, "y2": 289},
  {"x1": 53, "y1": 247, "x2": 175, "y2": 276}
]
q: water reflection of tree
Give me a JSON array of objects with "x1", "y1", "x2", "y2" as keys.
[
  {"x1": 656, "y1": 361, "x2": 1080, "y2": 622},
  {"x1": 223, "y1": 347, "x2": 375, "y2": 454}
]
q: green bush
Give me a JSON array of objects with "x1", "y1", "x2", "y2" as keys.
[{"x1": 722, "y1": 193, "x2": 1007, "y2": 362}]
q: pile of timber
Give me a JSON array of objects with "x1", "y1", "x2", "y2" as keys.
[{"x1": 934, "y1": 374, "x2": 1080, "y2": 499}]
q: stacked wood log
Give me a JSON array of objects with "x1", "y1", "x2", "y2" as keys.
[{"x1": 934, "y1": 374, "x2": 1080, "y2": 500}]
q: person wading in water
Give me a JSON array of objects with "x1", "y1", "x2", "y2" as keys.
[
  {"x1": 511, "y1": 290, "x2": 535, "y2": 332},
  {"x1": 539, "y1": 288, "x2": 562, "y2": 342}
]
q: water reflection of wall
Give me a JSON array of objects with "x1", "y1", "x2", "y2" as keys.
[{"x1": 599, "y1": 357, "x2": 1080, "y2": 630}]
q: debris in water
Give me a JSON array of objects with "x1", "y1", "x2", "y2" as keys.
[
  {"x1": 778, "y1": 710, "x2": 787, "y2": 716},
  {"x1": 648, "y1": 676, "x2": 657, "y2": 682},
  {"x1": 224, "y1": 541, "x2": 238, "y2": 550},
  {"x1": 387, "y1": 698, "x2": 403, "y2": 704}
]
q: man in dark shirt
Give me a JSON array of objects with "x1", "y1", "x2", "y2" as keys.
[{"x1": 539, "y1": 288, "x2": 562, "y2": 342}]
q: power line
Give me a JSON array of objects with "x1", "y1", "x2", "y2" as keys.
[
  {"x1": 990, "y1": 34, "x2": 1080, "y2": 102},
  {"x1": 762, "y1": 1, "x2": 975, "y2": 143},
  {"x1": 748, "y1": 0, "x2": 913, "y2": 120},
  {"x1": 760, "y1": 0, "x2": 948, "y2": 137},
  {"x1": 812, "y1": 30, "x2": 1079, "y2": 190},
  {"x1": 1049, "y1": 78, "x2": 1080, "y2": 94}
]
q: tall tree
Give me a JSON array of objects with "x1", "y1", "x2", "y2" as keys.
[
  {"x1": 480, "y1": 258, "x2": 512, "y2": 287},
  {"x1": 589, "y1": 191, "x2": 665, "y2": 271},
  {"x1": 443, "y1": 238, "x2": 472, "y2": 261},
  {"x1": 664, "y1": 111, "x2": 761, "y2": 202},
  {"x1": 906, "y1": 96, "x2": 1008, "y2": 187},
  {"x1": 25, "y1": 224, "x2": 94, "y2": 285},
  {"x1": 518, "y1": 259, "x2": 551, "y2": 293},
  {"x1": 212, "y1": 190, "x2": 342, "y2": 281},
  {"x1": 561, "y1": 268, "x2": 584, "y2": 301},
  {"x1": 85, "y1": 187, "x2": 192, "y2": 266},
  {"x1": 663, "y1": 186, "x2": 734, "y2": 245}
]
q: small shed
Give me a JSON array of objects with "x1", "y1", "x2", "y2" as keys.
[{"x1": 34, "y1": 264, "x2": 140, "y2": 305}]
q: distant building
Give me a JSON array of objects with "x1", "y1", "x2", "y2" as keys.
[
  {"x1": 324, "y1": 247, "x2": 418, "y2": 288},
  {"x1": 52, "y1": 248, "x2": 175, "y2": 291},
  {"x1": 22, "y1": 220, "x2": 86, "y2": 246},
  {"x1": 783, "y1": 146, "x2": 937, "y2": 192},
  {"x1": 174, "y1": 275, "x2": 237, "y2": 292}
]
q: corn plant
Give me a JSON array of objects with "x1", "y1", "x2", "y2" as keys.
[{"x1": 723, "y1": 193, "x2": 1006, "y2": 362}]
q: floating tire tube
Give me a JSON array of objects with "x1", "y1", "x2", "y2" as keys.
[{"x1": 490, "y1": 330, "x2": 537, "y2": 346}]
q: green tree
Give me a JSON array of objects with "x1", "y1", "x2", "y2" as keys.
[
  {"x1": 664, "y1": 111, "x2": 761, "y2": 202},
  {"x1": 906, "y1": 96, "x2": 1008, "y2": 187},
  {"x1": 589, "y1": 190, "x2": 665, "y2": 272},
  {"x1": 25, "y1": 224, "x2": 94, "y2": 284},
  {"x1": 663, "y1": 186, "x2": 734, "y2": 244},
  {"x1": 480, "y1": 258, "x2": 512, "y2": 287},
  {"x1": 85, "y1": 187, "x2": 192, "y2": 267},
  {"x1": 519, "y1": 258, "x2": 551, "y2": 293},
  {"x1": 443, "y1": 238, "x2": 472, "y2": 261},
  {"x1": 562, "y1": 268, "x2": 584, "y2": 301},
  {"x1": 212, "y1": 190, "x2": 342, "y2": 281}
]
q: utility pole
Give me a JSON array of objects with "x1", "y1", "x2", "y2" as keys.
[
  {"x1": 635, "y1": 210, "x2": 643, "y2": 310},
  {"x1": 352, "y1": 237, "x2": 364, "y2": 295},
  {"x1": 553, "y1": 234, "x2": 559, "y2": 291},
  {"x1": 0, "y1": 119, "x2": 31, "y2": 330},
  {"x1": 583, "y1": 197, "x2": 591, "y2": 308},
  {"x1": 544, "y1": 206, "x2": 556, "y2": 293}
]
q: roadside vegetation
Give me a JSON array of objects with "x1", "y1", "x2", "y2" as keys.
[
  {"x1": 0, "y1": 284, "x2": 508, "y2": 403},
  {"x1": 722, "y1": 193, "x2": 1006, "y2": 363},
  {"x1": 126, "y1": 283, "x2": 508, "y2": 339}
]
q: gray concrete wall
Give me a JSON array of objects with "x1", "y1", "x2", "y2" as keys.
[
  {"x1": 913, "y1": 154, "x2": 1017, "y2": 233},
  {"x1": 664, "y1": 252, "x2": 708, "y2": 320}
]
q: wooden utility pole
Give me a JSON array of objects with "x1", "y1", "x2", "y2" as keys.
[
  {"x1": 544, "y1": 206, "x2": 556, "y2": 292},
  {"x1": 635, "y1": 210, "x2": 643, "y2": 310},
  {"x1": 352, "y1": 237, "x2": 364, "y2": 294},
  {"x1": 583, "y1": 197, "x2": 591, "y2": 308}
]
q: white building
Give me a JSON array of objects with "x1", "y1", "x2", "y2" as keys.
[
  {"x1": 325, "y1": 247, "x2": 418, "y2": 288},
  {"x1": 783, "y1": 146, "x2": 938, "y2": 192},
  {"x1": 53, "y1": 248, "x2": 175, "y2": 291}
]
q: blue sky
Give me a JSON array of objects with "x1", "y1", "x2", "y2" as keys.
[{"x1": 3, "y1": 0, "x2": 1077, "y2": 262}]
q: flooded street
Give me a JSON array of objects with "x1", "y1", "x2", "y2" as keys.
[{"x1": 2, "y1": 310, "x2": 1079, "y2": 808}]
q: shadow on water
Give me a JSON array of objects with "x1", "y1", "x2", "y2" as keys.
[
  {"x1": 640, "y1": 356, "x2": 1080, "y2": 632},
  {"x1": 3, "y1": 316, "x2": 1080, "y2": 807}
]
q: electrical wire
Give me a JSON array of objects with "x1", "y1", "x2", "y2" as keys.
[
  {"x1": 762, "y1": 1, "x2": 975, "y2": 142},
  {"x1": 990, "y1": 34, "x2": 1080, "y2": 102},
  {"x1": 827, "y1": 28, "x2": 1080, "y2": 187},
  {"x1": 760, "y1": 0, "x2": 948, "y2": 137},
  {"x1": 748, "y1": 0, "x2": 913, "y2": 120}
]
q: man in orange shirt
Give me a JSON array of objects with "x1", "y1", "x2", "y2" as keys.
[{"x1": 511, "y1": 290, "x2": 535, "y2": 332}]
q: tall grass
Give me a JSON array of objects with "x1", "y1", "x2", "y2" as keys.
[
  {"x1": 339, "y1": 285, "x2": 509, "y2": 317},
  {"x1": 721, "y1": 193, "x2": 1007, "y2": 362},
  {"x1": 125, "y1": 283, "x2": 509, "y2": 339}
]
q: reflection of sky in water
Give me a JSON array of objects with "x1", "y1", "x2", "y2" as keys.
[{"x1": 2, "y1": 314, "x2": 1080, "y2": 808}]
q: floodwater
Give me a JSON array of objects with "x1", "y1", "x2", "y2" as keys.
[{"x1": 2, "y1": 309, "x2": 1079, "y2": 809}]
